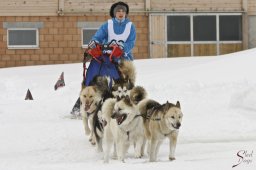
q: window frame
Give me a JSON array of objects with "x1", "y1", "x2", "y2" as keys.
[
  {"x1": 7, "y1": 28, "x2": 39, "y2": 49},
  {"x1": 166, "y1": 13, "x2": 242, "y2": 56},
  {"x1": 219, "y1": 15, "x2": 242, "y2": 41},
  {"x1": 193, "y1": 15, "x2": 217, "y2": 41},
  {"x1": 81, "y1": 27, "x2": 98, "y2": 48},
  {"x1": 167, "y1": 15, "x2": 191, "y2": 41}
]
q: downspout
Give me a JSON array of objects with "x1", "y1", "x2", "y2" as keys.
[
  {"x1": 58, "y1": 0, "x2": 64, "y2": 16},
  {"x1": 242, "y1": 0, "x2": 248, "y2": 49}
]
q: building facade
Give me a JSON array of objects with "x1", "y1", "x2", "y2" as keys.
[{"x1": 0, "y1": 0, "x2": 256, "y2": 68}]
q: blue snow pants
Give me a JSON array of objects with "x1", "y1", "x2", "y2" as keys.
[{"x1": 84, "y1": 55, "x2": 120, "y2": 86}]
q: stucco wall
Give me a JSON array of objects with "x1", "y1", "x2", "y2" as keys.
[{"x1": 248, "y1": 16, "x2": 256, "y2": 48}]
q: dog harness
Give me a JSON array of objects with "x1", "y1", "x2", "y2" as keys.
[
  {"x1": 107, "y1": 19, "x2": 132, "y2": 42},
  {"x1": 119, "y1": 114, "x2": 141, "y2": 141},
  {"x1": 145, "y1": 107, "x2": 161, "y2": 121}
]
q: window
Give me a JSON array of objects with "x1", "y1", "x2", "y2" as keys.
[
  {"x1": 219, "y1": 15, "x2": 242, "y2": 41},
  {"x1": 167, "y1": 16, "x2": 190, "y2": 41},
  {"x1": 166, "y1": 13, "x2": 242, "y2": 56},
  {"x1": 7, "y1": 28, "x2": 39, "y2": 49},
  {"x1": 82, "y1": 28, "x2": 97, "y2": 46},
  {"x1": 78, "y1": 21, "x2": 102, "y2": 48},
  {"x1": 193, "y1": 16, "x2": 216, "y2": 41}
]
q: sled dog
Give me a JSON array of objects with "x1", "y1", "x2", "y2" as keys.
[
  {"x1": 112, "y1": 78, "x2": 147, "y2": 104},
  {"x1": 93, "y1": 85, "x2": 147, "y2": 153},
  {"x1": 130, "y1": 86, "x2": 147, "y2": 105},
  {"x1": 112, "y1": 78, "x2": 134, "y2": 100},
  {"x1": 92, "y1": 101, "x2": 106, "y2": 152},
  {"x1": 117, "y1": 59, "x2": 136, "y2": 85},
  {"x1": 138, "y1": 99, "x2": 183, "y2": 162},
  {"x1": 80, "y1": 76, "x2": 111, "y2": 145},
  {"x1": 80, "y1": 86, "x2": 101, "y2": 145},
  {"x1": 111, "y1": 59, "x2": 137, "y2": 100},
  {"x1": 102, "y1": 96, "x2": 145, "y2": 163}
]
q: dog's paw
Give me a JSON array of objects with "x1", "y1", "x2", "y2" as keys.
[
  {"x1": 111, "y1": 154, "x2": 117, "y2": 160},
  {"x1": 90, "y1": 137, "x2": 96, "y2": 145},
  {"x1": 90, "y1": 141, "x2": 96, "y2": 145},
  {"x1": 117, "y1": 156, "x2": 125, "y2": 162},
  {"x1": 169, "y1": 157, "x2": 176, "y2": 161},
  {"x1": 140, "y1": 152, "x2": 144, "y2": 157},
  {"x1": 149, "y1": 159, "x2": 156, "y2": 162},
  {"x1": 118, "y1": 157, "x2": 125, "y2": 163},
  {"x1": 96, "y1": 147, "x2": 103, "y2": 153},
  {"x1": 134, "y1": 152, "x2": 142, "y2": 158}
]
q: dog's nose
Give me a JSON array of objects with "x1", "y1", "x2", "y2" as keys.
[
  {"x1": 176, "y1": 122, "x2": 181, "y2": 129},
  {"x1": 111, "y1": 113, "x2": 117, "y2": 118}
]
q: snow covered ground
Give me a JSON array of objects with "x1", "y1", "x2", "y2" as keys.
[{"x1": 0, "y1": 49, "x2": 256, "y2": 170}]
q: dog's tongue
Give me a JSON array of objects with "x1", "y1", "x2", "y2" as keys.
[
  {"x1": 103, "y1": 120, "x2": 107, "y2": 127},
  {"x1": 116, "y1": 114, "x2": 126, "y2": 125},
  {"x1": 85, "y1": 105, "x2": 90, "y2": 111}
]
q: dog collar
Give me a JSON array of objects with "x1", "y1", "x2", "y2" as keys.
[
  {"x1": 86, "y1": 111, "x2": 94, "y2": 117},
  {"x1": 151, "y1": 117, "x2": 161, "y2": 121}
]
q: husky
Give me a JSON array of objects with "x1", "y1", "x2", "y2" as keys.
[
  {"x1": 130, "y1": 86, "x2": 147, "y2": 105},
  {"x1": 102, "y1": 96, "x2": 145, "y2": 163},
  {"x1": 138, "y1": 99, "x2": 183, "y2": 162},
  {"x1": 93, "y1": 85, "x2": 147, "y2": 153},
  {"x1": 111, "y1": 59, "x2": 136, "y2": 100},
  {"x1": 112, "y1": 78, "x2": 147, "y2": 103},
  {"x1": 111, "y1": 78, "x2": 134, "y2": 100},
  {"x1": 92, "y1": 101, "x2": 105, "y2": 152},
  {"x1": 80, "y1": 86, "x2": 101, "y2": 145},
  {"x1": 117, "y1": 59, "x2": 136, "y2": 85},
  {"x1": 80, "y1": 76, "x2": 112, "y2": 145}
]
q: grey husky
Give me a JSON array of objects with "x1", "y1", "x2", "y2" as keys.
[{"x1": 138, "y1": 99, "x2": 183, "y2": 162}]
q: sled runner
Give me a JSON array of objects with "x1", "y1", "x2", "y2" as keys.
[{"x1": 70, "y1": 40, "x2": 124, "y2": 117}]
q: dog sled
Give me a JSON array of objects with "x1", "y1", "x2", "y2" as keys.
[{"x1": 70, "y1": 40, "x2": 124, "y2": 117}]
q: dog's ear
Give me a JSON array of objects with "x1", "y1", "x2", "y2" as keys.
[
  {"x1": 112, "y1": 78, "x2": 115, "y2": 86},
  {"x1": 162, "y1": 103, "x2": 169, "y2": 113},
  {"x1": 81, "y1": 82, "x2": 86, "y2": 89},
  {"x1": 92, "y1": 86, "x2": 97, "y2": 92},
  {"x1": 161, "y1": 101, "x2": 171, "y2": 113},
  {"x1": 124, "y1": 95, "x2": 130, "y2": 102},
  {"x1": 128, "y1": 79, "x2": 134, "y2": 89},
  {"x1": 117, "y1": 96, "x2": 122, "y2": 101},
  {"x1": 106, "y1": 76, "x2": 111, "y2": 87},
  {"x1": 176, "y1": 101, "x2": 181, "y2": 108},
  {"x1": 124, "y1": 95, "x2": 133, "y2": 106}
]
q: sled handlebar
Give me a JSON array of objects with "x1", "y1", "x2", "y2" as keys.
[{"x1": 85, "y1": 39, "x2": 124, "y2": 62}]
